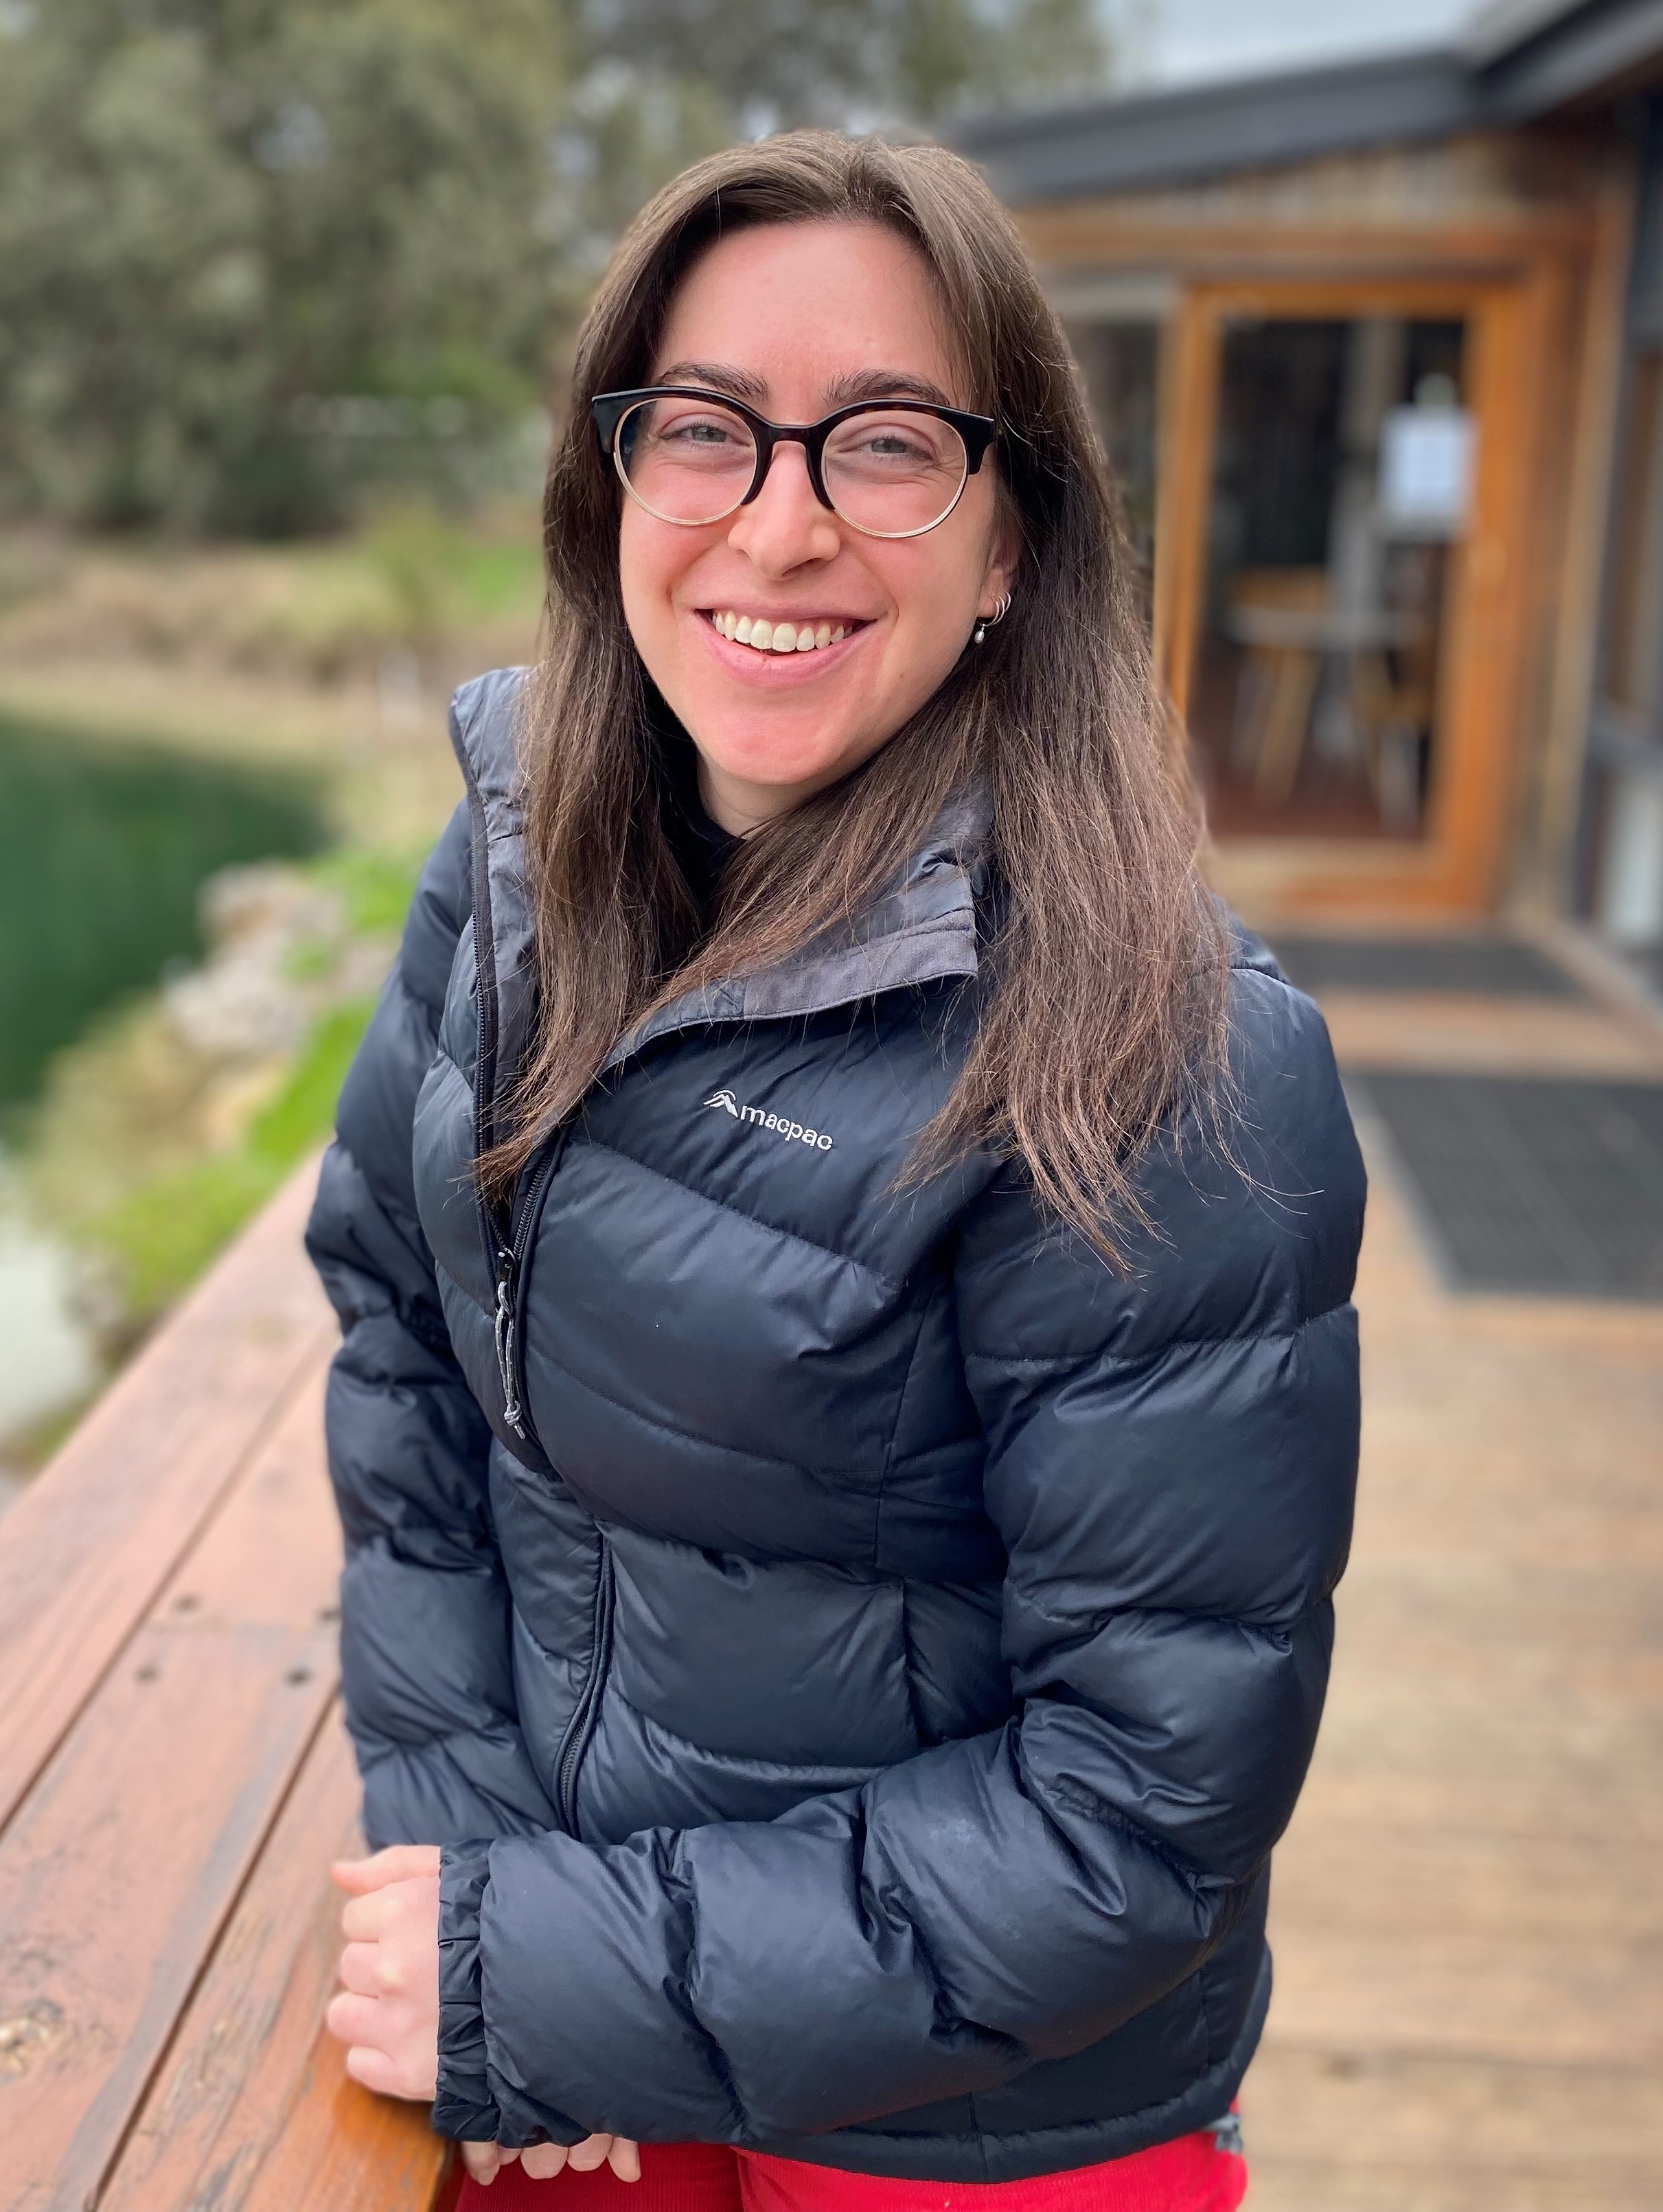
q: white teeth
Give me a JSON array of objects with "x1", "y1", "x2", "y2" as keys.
[{"x1": 712, "y1": 611, "x2": 856, "y2": 652}]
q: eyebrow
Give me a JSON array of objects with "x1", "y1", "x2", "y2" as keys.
[
  {"x1": 653, "y1": 360, "x2": 770, "y2": 404},
  {"x1": 651, "y1": 360, "x2": 960, "y2": 414},
  {"x1": 823, "y1": 367, "x2": 959, "y2": 410}
]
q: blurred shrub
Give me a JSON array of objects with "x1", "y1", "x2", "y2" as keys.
[
  {"x1": 0, "y1": 511, "x2": 546, "y2": 680},
  {"x1": 87, "y1": 994, "x2": 378, "y2": 1320}
]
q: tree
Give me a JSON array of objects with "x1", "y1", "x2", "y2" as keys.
[
  {"x1": 0, "y1": 0, "x2": 568, "y2": 532},
  {"x1": 549, "y1": 0, "x2": 1113, "y2": 273},
  {"x1": 0, "y1": 0, "x2": 1114, "y2": 535},
  {"x1": 571, "y1": 0, "x2": 1111, "y2": 135}
]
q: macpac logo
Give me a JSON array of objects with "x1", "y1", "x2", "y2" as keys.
[{"x1": 704, "y1": 1088, "x2": 834, "y2": 1153}]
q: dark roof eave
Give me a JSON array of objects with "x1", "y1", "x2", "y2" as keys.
[
  {"x1": 1478, "y1": 0, "x2": 1663, "y2": 116},
  {"x1": 950, "y1": 47, "x2": 1484, "y2": 205}
]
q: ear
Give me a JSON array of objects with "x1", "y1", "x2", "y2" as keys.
[{"x1": 977, "y1": 505, "x2": 1024, "y2": 622}]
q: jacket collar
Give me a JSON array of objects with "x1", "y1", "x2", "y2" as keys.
[
  {"x1": 602, "y1": 779, "x2": 989, "y2": 1072},
  {"x1": 448, "y1": 666, "x2": 989, "y2": 1087}
]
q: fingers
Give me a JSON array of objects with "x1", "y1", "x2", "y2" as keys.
[
  {"x1": 339, "y1": 1871, "x2": 440, "y2": 1959},
  {"x1": 339, "y1": 1885, "x2": 405, "y2": 1942},
  {"x1": 461, "y1": 2134, "x2": 636, "y2": 2187},
  {"x1": 461, "y1": 2143, "x2": 520, "y2": 2185},
  {"x1": 331, "y1": 1845, "x2": 442, "y2": 1893},
  {"x1": 336, "y1": 1942, "x2": 382, "y2": 1998},
  {"x1": 609, "y1": 2138, "x2": 643, "y2": 2183},
  {"x1": 520, "y1": 2143, "x2": 571, "y2": 2179},
  {"x1": 565, "y1": 2135, "x2": 613, "y2": 2172},
  {"x1": 343, "y1": 2042, "x2": 402, "y2": 2096},
  {"x1": 459, "y1": 2143, "x2": 499, "y2": 2186},
  {"x1": 325, "y1": 1990, "x2": 382, "y2": 2048}
]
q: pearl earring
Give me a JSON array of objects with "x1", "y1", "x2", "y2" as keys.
[{"x1": 972, "y1": 590, "x2": 1013, "y2": 647}]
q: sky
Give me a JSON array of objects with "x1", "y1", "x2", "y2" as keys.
[{"x1": 1132, "y1": 0, "x2": 1476, "y2": 87}]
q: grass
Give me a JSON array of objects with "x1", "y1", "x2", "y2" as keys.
[
  {"x1": 79, "y1": 837, "x2": 429, "y2": 1322},
  {"x1": 12, "y1": 825, "x2": 429, "y2": 1360}
]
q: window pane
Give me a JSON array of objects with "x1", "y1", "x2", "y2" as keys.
[
  {"x1": 1064, "y1": 320, "x2": 1160, "y2": 590},
  {"x1": 1188, "y1": 315, "x2": 1468, "y2": 843},
  {"x1": 1602, "y1": 349, "x2": 1663, "y2": 721}
]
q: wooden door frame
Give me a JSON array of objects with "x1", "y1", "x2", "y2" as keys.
[{"x1": 1156, "y1": 271, "x2": 1561, "y2": 915}]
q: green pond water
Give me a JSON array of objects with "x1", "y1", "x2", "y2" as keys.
[{"x1": 0, "y1": 716, "x2": 325, "y2": 1108}]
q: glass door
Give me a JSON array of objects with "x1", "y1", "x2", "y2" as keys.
[
  {"x1": 1156, "y1": 277, "x2": 1544, "y2": 912},
  {"x1": 1191, "y1": 314, "x2": 1469, "y2": 840}
]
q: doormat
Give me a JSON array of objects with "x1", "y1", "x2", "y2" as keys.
[
  {"x1": 1269, "y1": 936, "x2": 1584, "y2": 1000},
  {"x1": 1351, "y1": 1072, "x2": 1663, "y2": 1299}
]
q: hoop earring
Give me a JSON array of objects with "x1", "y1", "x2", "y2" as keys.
[{"x1": 972, "y1": 590, "x2": 1013, "y2": 647}]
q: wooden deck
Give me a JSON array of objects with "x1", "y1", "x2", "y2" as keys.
[
  {"x1": 0, "y1": 956, "x2": 1658, "y2": 2208},
  {"x1": 1244, "y1": 967, "x2": 1663, "y2": 2211},
  {"x1": 0, "y1": 1168, "x2": 448, "y2": 2212}
]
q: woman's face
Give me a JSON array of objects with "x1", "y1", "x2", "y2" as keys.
[{"x1": 617, "y1": 219, "x2": 1018, "y2": 835}]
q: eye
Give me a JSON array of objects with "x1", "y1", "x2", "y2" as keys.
[
  {"x1": 658, "y1": 411, "x2": 744, "y2": 447},
  {"x1": 827, "y1": 413, "x2": 959, "y2": 476}
]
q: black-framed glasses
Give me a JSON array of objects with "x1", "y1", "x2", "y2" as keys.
[{"x1": 591, "y1": 387, "x2": 998, "y2": 540}]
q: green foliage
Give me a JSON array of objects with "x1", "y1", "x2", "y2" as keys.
[
  {"x1": 0, "y1": 714, "x2": 325, "y2": 1107},
  {"x1": 571, "y1": 0, "x2": 1112, "y2": 133},
  {"x1": 0, "y1": 0, "x2": 1113, "y2": 538},
  {"x1": 0, "y1": 0, "x2": 568, "y2": 533},
  {"x1": 90, "y1": 1149, "x2": 287, "y2": 1321},
  {"x1": 306, "y1": 844, "x2": 429, "y2": 936},
  {"x1": 246, "y1": 995, "x2": 379, "y2": 1164},
  {"x1": 82, "y1": 991, "x2": 380, "y2": 1322}
]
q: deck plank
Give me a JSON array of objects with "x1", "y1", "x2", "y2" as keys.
[
  {"x1": 0, "y1": 1167, "x2": 333, "y2": 1834},
  {"x1": 237, "y1": 2024, "x2": 452, "y2": 2212},
  {"x1": 0, "y1": 1357, "x2": 341, "y2": 2211},
  {"x1": 1243, "y1": 995, "x2": 1663, "y2": 2209},
  {"x1": 102, "y1": 1706, "x2": 448, "y2": 2212}
]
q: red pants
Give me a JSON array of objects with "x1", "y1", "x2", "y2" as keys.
[{"x1": 452, "y1": 2129, "x2": 1246, "y2": 2212}]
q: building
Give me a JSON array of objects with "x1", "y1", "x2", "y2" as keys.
[{"x1": 956, "y1": 0, "x2": 1663, "y2": 980}]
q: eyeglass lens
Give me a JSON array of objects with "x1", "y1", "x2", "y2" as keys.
[{"x1": 615, "y1": 398, "x2": 970, "y2": 537}]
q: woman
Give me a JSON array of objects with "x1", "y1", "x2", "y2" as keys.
[{"x1": 307, "y1": 131, "x2": 1365, "y2": 2211}]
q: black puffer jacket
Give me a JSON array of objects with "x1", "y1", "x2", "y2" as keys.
[{"x1": 306, "y1": 667, "x2": 1366, "y2": 2182}]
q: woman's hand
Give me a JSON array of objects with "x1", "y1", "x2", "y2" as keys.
[
  {"x1": 328, "y1": 1847, "x2": 640, "y2": 2184},
  {"x1": 461, "y1": 2136, "x2": 642, "y2": 2187},
  {"x1": 327, "y1": 1845, "x2": 443, "y2": 2099}
]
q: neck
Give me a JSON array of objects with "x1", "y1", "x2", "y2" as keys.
[{"x1": 696, "y1": 754, "x2": 816, "y2": 838}]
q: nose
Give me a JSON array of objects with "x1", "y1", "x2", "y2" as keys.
[{"x1": 724, "y1": 439, "x2": 841, "y2": 573}]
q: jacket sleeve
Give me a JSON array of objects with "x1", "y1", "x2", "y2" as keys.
[
  {"x1": 433, "y1": 965, "x2": 1367, "y2": 2152},
  {"x1": 306, "y1": 801, "x2": 555, "y2": 1861}
]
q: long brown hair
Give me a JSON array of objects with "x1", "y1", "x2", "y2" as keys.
[{"x1": 487, "y1": 129, "x2": 1228, "y2": 1263}]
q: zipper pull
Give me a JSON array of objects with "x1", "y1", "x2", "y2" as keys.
[{"x1": 493, "y1": 1251, "x2": 527, "y2": 1438}]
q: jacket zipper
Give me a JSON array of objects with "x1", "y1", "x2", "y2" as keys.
[
  {"x1": 492, "y1": 1130, "x2": 568, "y2": 1442},
  {"x1": 456, "y1": 725, "x2": 569, "y2": 1451},
  {"x1": 555, "y1": 1536, "x2": 616, "y2": 1836}
]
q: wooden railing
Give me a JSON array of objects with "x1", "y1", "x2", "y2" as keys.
[{"x1": 0, "y1": 1165, "x2": 452, "y2": 2212}]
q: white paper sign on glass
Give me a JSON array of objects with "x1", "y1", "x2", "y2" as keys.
[{"x1": 1377, "y1": 406, "x2": 1476, "y2": 538}]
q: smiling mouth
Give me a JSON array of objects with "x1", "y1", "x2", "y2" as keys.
[{"x1": 702, "y1": 609, "x2": 870, "y2": 655}]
